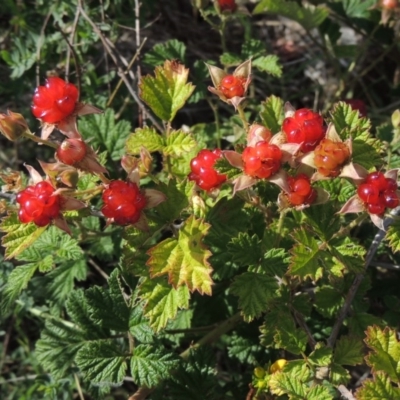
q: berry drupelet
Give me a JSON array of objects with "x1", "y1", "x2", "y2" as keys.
[
  {"x1": 314, "y1": 138, "x2": 350, "y2": 177},
  {"x1": 287, "y1": 174, "x2": 317, "y2": 206},
  {"x1": 219, "y1": 75, "x2": 246, "y2": 99}
]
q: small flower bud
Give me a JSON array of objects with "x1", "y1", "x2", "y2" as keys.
[{"x1": 0, "y1": 111, "x2": 29, "y2": 141}]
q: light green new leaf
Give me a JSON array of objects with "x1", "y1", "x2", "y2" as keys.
[
  {"x1": 130, "y1": 344, "x2": 178, "y2": 387},
  {"x1": 253, "y1": 55, "x2": 282, "y2": 77},
  {"x1": 164, "y1": 130, "x2": 197, "y2": 157},
  {"x1": 330, "y1": 363, "x2": 351, "y2": 386},
  {"x1": 268, "y1": 362, "x2": 309, "y2": 397},
  {"x1": 260, "y1": 95, "x2": 284, "y2": 134},
  {"x1": 0, "y1": 213, "x2": 46, "y2": 259},
  {"x1": 125, "y1": 126, "x2": 165, "y2": 155},
  {"x1": 230, "y1": 272, "x2": 277, "y2": 321},
  {"x1": 76, "y1": 340, "x2": 127, "y2": 384},
  {"x1": 306, "y1": 385, "x2": 333, "y2": 400},
  {"x1": 386, "y1": 220, "x2": 400, "y2": 253},
  {"x1": 365, "y1": 326, "x2": 400, "y2": 383},
  {"x1": 308, "y1": 343, "x2": 332, "y2": 366},
  {"x1": 355, "y1": 371, "x2": 400, "y2": 400},
  {"x1": 289, "y1": 228, "x2": 324, "y2": 280},
  {"x1": 334, "y1": 336, "x2": 363, "y2": 366},
  {"x1": 254, "y1": 0, "x2": 328, "y2": 31},
  {"x1": 147, "y1": 216, "x2": 213, "y2": 295},
  {"x1": 140, "y1": 277, "x2": 190, "y2": 332},
  {"x1": 0, "y1": 263, "x2": 38, "y2": 313},
  {"x1": 140, "y1": 60, "x2": 195, "y2": 122}
]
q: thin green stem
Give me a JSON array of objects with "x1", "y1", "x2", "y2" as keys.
[
  {"x1": 22, "y1": 131, "x2": 58, "y2": 149},
  {"x1": 274, "y1": 209, "x2": 288, "y2": 247},
  {"x1": 236, "y1": 104, "x2": 249, "y2": 131},
  {"x1": 207, "y1": 98, "x2": 221, "y2": 148}
]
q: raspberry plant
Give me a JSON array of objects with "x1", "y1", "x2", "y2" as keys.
[{"x1": 1, "y1": 1, "x2": 400, "y2": 400}]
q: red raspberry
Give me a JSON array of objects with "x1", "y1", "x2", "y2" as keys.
[
  {"x1": 188, "y1": 149, "x2": 227, "y2": 191},
  {"x1": 314, "y1": 139, "x2": 350, "y2": 177},
  {"x1": 242, "y1": 141, "x2": 282, "y2": 179},
  {"x1": 218, "y1": 0, "x2": 237, "y2": 12},
  {"x1": 287, "y1": 174, "x2": 316, "y2": 206},
  {"x1": 342, "y1": 99, "x2": 367, "y2": 117},
  {"x1": 32, "y1": 77, "x2": 79, "y2": 124},
  {"x1": 56, "y1": 139, "x2": 87, "y2": 165},
  {"x1": 357, "y1": 172, "x2": 399, "y2": 215},
  {"x1": 282, "y1": 108, "x2": 325, "y2": 152},
  {"x1": 16, "y1": 181, "x2": 60, "y2": 226},
  {"x1": 101, "y1": 180, "x2": 147, "y2": 225},
  {"x1": 219, "y1": 75, "x2": 246, "y2": 99},
  {"x1": 381, "y1": 0, "x2": 399, "y2": 9}
]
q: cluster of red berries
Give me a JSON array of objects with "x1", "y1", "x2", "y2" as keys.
[
  {"x1": 357, "y1": 172, "x2": 399, "y2": 215},
  {"x1": 219, "y1": 75, "x2": 246, "y2": 99},
  {"x1": 188, "y1": 149, "x2": 227, "y2": 191},
  {"x1": 218, "y1": 0, "x2": 237, "y2": 12},
  {"x1": 32, "y1": 77, "x2": 79, "y2": 124},
  {"x1": 282, "y1": 108, "x2": 325, "y2": 152},
  {"x1": 17, "y1": 181, "x2": 60, "y2": 226},
  {"x1": 56, "y1": 139, "x2": 87, "y2": 165},
  {"x1": 287, "y1": 174, "x2": 316, "y2": 206},
  {"x1": 242, "y1": 141, "x2": 282, "y2": 179},
  {"x1": 101, "y1": 180, "x2": 147, "y2": 225},
  {"x1": 314, "y1": 138, "x2": 350, "y2": 177}
]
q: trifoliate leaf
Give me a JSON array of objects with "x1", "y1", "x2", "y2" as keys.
[
  {"x1": 289, "y1": 228, "x2": 325, "y2": 280},
  {"x1": 0, "y1": 263, "x2": 38, "y2": 313},
  {"x1": 334, "y1": 336, "x2": 363, "y2": 366},
  {"x1": 0, "y1": 213, "x2": 46, "y2": 259},
  {"x1": 78, "y1": 108, "x2": 131, "y2": 161},
  {"x1": 143, "y1": 39, "x2": 186, "y2": 67},
  {"x1": 147, "y1": 216, "x2": 213, "y2": 295},
  {"x1": 230, "y1": 272, "x2": 277, "y2": 321},
  {"x1": 355, "y1": 371, "x2": 400, "y2": 400},
  {"x1": 76, "y1": 340, "x2": 127, "y2": 384},
  {"x1": 140, "y1": 277, "x2": 190, "y2": 332},
  {"x1": 365, "y1": 326, "x2": 400, "y2": 383},
  {"x1": 140, "y1": 60, "x2": 195, "y2": 122},
  {"x1": 260, "y1": 95, "x2": 284, "y2": 133},
  {"x1": 253, "y1": 55, "x2": 282, "y2": 77},
  {"x1": 386, "y1": 220, "x2": 400, "y2": 253},
  {"x1": 85, "y1": 269, "x2": 130, "y2": 332},
  {"x1": 227, "y1": 233, "x2": 262, "y2": 265},
  {"x1": 125, "y1": 126, "x2": 165, "y2": 155},
  {"x1": 164, "y1": 130, "x2": 197, "y2": 157},
  {"x1": 254, "y1": 0, "x2": 328, "y2": 31},
  {"x1": 130, "y1": 344, "x2": 178, "y2": 387}
]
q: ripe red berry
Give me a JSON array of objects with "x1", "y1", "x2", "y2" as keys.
[
  {"x1": 357, "y1": 183, "x2": 380, "y2": 204},
  {"x1": 282, "y1": 108, "x2": 325, "y2": 152},
  {"x1": 314, "y1": 139, "x2": 350, "y2": 177},
  {"x1": 381, "y1": 0, "x2": 399, "y2": 9},
  {"x1": 287, "y1": 174, "x2": 316, "y2": 206},
  {"x1": 56, "y1": 139, "x2": 87, "y2": 165},
  {"x1": 16, "y1": 181, "x2": 60, "y2": 226},
  {"x1": 188, "y1": 149, "x2": 227, "y2": 191},
  {"x1": 365, "y1": 172, "x2": 388, "y2": 192},
  {"x1": 242, "y1": 141, "x2": 282, "y2": 179},
  {"x1": 32, "y1": 77, "x2": 79, "y2": 124},
  {"x1": 101, "y1": 180, "x2": 147, "y2": 225},
  {"x1": 218, "y1": 0, "x2": 237, "y2": 12},
  {"x1": 219, "y1": 75, "x2": 246, "y2": 99}
]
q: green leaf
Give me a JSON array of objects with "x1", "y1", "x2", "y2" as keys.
[
  {"x1": 76, "y1": 340, "x2": 127, "y2": 384},
  {"x1": 254, "y1": 0, "x2": 328, "y2": 31},
  {"x1": 143, "y1": 39, "x2": 186, "y2": 67},
  {"x1": 341, "y1": 0, "x2": 376, "y2": 18},
  {"x1": 147, "y1": 216, "x2": 213, "y2": 295},
  {"x1": 85, "y1": 269, "x2": 130, "y2": 332},
  {"x1": 306, "y1": 385, "x2": 333, "y2": 400},
  {"x1": 220, "y1": 52, "x2": 242, "y2": 67},
  {"x1": 260, "y1": 95, "x2": 284, "y2": 134},
  {"x1": 130, "y1": 344, "x2": 178, "y2": 387},
  {"x1": 227, "y1": 233, "x2": 262, "y2": 265},
  {"x1": 289, "y1": 228, "x2": 325, "y2": 280},
  {"x1": 351, "y1": 139, "x2": 382, "y2": 169},
  {"x1": 260, "y1": 305, "x2": 293, "y2": 347},
  {"x1": 129, "y1": 306, "x2": 154, "y2": 343},
  {"x1": 164, "y1": 130, "x2": 197, "y2": 157},
  {"x1": 231, "y1": 272, "x2": 278, "y2": 321},
  {"x1": 355, "y1": 371, "x2": 400, "y2": 400},
  {"x1": 0, "y1": 213, "x2": 46, "y2": 259},
  {"x1": 314, "y1": 285, "x2": 343, "y2": 318},
  {"x1": 347, "y1": 313, "x2": 386, "y2": 338},
  {"x1": 214, "y1": 157, "x2": 242, "y2": 180},
  {"x1": 260, "y1": 248, "x2": 289, "y2": 277},
  {"x1": 253, "y1": 55, "x2": 282, "y2": 77},
  {"x1": 140, "y1": 277, "x2": 190, "y2": 332},
  {"x1": 330, "y1": 363, "x2": 351, "y2": 386},
  {"x1": 386, "y1": 220, "x2": 400, "y2": 253},
  {"x1": 78, "y1": 108, "x2": 131, "y2": 161},
  {"x1": 0, "y1": 263, "x2": 38, "y2": 312},
  {"x1": 274, "y1": 318, "x2": 308, "y2": 355},
  {"x1": 125, "y1": 126, "x2": 165, "y2": 155},
  {"x1": 140, "y1": 60, "x2": 195, "y2": 122},
  {"x1": 308, "y1": 343, "x2": 332, "y2": 366},
  {"x1": 334, "y1": 336, "x2": 363, "y2": 366},
  {"x1": 365, "y1": 326, "x2": 400, "y2": 383}
]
